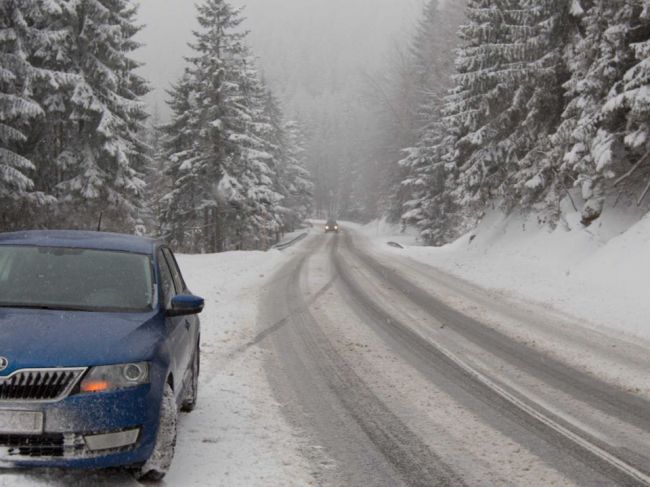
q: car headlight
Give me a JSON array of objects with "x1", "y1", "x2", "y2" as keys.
[{"x1": 79, "y1": 362, "x2": 150, "y2": 393}]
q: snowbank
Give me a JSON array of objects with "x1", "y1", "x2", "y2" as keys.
[
  {"x1": 362, "y1": 208, "x2": 650, "y2": 340},
  {"x1": 167, "y1": 250, "x2": 315, "y2": 486}
]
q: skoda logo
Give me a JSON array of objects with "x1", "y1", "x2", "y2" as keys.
[{"x1": 0, "y1": 357, "x2": 8, "y2": 372}]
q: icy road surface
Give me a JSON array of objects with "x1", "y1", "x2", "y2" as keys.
[{"x1": 258, "y1": 227, "x2": 650, "y2": 486}]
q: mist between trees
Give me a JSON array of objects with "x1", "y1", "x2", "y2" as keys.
[{"x1": 3, "y1": 0, "x2": 650, "y2": 251}]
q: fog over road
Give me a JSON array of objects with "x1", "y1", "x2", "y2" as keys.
[{"x1": 259, "y1": 227, "x2": 650, "y2": 486}]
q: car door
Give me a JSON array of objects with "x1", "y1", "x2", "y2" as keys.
[
  {"x1": 157, "y1": 249, "x2": 189, "y2": 389},
  {"x1": 161, "y1": 248, "x2": 195, "y2": 378}
]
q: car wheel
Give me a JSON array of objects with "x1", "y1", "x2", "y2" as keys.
[
  {"x1": 181, "y1": 344, "x2": 200, "y2": 412},
  {"x1": 136, "y1": 383, "x2": 177, "y2": 481}
]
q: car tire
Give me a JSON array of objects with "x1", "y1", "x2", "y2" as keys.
[
  {"x1": 181, "y1": 344, "x2": 200, "y2": 413},
  {"x1": 136, "y1": 383, "x2": 177, "y2": 481}
]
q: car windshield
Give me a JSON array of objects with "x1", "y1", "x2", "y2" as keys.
[
  {"x1": 0, "y1": 246, "x2": 154, "y2": 312},
  {"x1": 327, "y1": 220, "x2": 337, "y2": 226}
]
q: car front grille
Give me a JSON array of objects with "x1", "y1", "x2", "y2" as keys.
[
  {"x1": 0, "y1": 368, "x2": 86, "y2": 402},
  {"x1": 0, "y1": 433, "x2": 69, "y2": 457}
]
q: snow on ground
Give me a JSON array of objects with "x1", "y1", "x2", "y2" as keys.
[
  {"x1": 359, "y1": 207, "x2": 650, "y2": 342},
  {"x1": 167, "y1": 249, "x2": 315, "y2": 486}
]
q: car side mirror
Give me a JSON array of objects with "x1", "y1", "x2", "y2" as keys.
[{"x1": 167, "y1": 295, "x2": 205, "y2": 317}]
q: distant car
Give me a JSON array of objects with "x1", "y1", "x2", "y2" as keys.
[
  {"x1": 0, "y1": 230, "x2": 204, "y2": 480},
  {"x1": 325, "y1": 220, "x2": 339, "y2": 233}
]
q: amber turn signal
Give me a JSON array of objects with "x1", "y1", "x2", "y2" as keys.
[{"x1": 81, "y1": 380, "x2": 110, "y2": 393}]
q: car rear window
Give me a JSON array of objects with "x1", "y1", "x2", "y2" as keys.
[{"x1": 0, "y1": 246, "x2": 154, "y2": 312}]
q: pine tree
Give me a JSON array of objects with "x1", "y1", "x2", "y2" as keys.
[
  {"x1": 502, "y1": 0, "x2": 572, "y2": 218},
  {"x1": 49, "y1": 0, "x2": 150, "y2": 231},
  {"x1": 281, "y1": 120, "x2": 314, "y2": 230},
  {"x1": 0, "y1": 0, "x2": 61, "y2": 228},
  {"x1": 600, "y1": 0, "x2": 650, "y2": 212},
  {"x1": 397, "y1": 0, "x2": 467, "y2": 242},
  {"x1": 266, "y1": 105, "x2": 314, "y2": 231},
  {"x1": 141, "y1": 105, "x2": 167, "y2": 236},
  {"x1": 161, "y1": 0, "x2": 243, "y2": 253},
  {"x1": 445, "y1": 0, "x2": 570, "y2": 218},
  {"x1": 552, "y1": 0, "x2": 647, "y2": 225},
  {"x1": 159, "y1": 73, "x2": 204, "y2": 251},
  {"x1": 162, "y1": 0, "x2": 293, "y2": 252},
  {"x1": 409, "y1": 0, "x2": 463, "y2": 117},
  {"x1": 231, "y1": 61, "x2": 284, "y2": 250},
  {"x1": 396, "y1": 0, "x2": 650, "y2": 241},
  {"x1": 379, "y1": 0, "x2": 467, "y2": 225},
  {"x1": 443, "y1": 0, "x2": 512, "y2": 214},
  {"x1": 261, "y1": 90, "x2": 292, "y2": 233}
]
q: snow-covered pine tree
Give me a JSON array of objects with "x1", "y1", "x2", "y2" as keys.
[
  {"x1": 260, "y1": 89, "x2": 291, "y2": 233},
  {"x1": 259, "y1": 90, "x2": 313, "y2": 234},
  {"x1": 161, "y1": 0, "x2": 244, "y2": 253},
  {"x1": 231, "y1": 61, "x2": 284, "y2": 250},
  {"x1": 442, "y1": 0, "x2": 514, "y2": 220},
  {"x1": 502, "y1": 0, "x2": 572, "y2": 219},
  {"x1": 390, "y1": 0, "x2": 443, "y2": 228},
  {"x1": 410, "y1": 0, "x2": 464, "y2": 116},
  {"x1": 281, "y1": 120, "x2": 314, "y2": 231},
  {"x1": 141, "y1": 105, "x2": 167, "y2": 236},
  {"x1": 553, "y1": 0, "x2": 646, "y2": 225},
  {"x1": 400, "y1": 122, "x2": 460, "y2": 245},
  {"x1": 159, "y1": 73, "x2": 206, "y2": 252},
  {"x1": 600, "y1": 0, "x2": 650, "y2": 213},
  {"x1": 0, "y1": 0, "x2": 61, "y2": 229},
  {"x1": 395, "y1": 0, "x2": 650, "y2": 239},
  {"x1": 445, "y1": 0, "x2": 571, "y2": 221},
  {"x1": 50, "y1": 0, "x2": 149, "y2": 232},
  {"x1": 397, "y1": 0, "x2": 466, "y2": 243},
  {"x1": 383, "y1": 0, "x2": 466, "y2": 226},
  {"x1": 163, "y1": 0, "x2": 289, "y2": 252}
]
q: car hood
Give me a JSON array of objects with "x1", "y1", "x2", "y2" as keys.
[{"x1": 0, "y1": 308, "x2": 164, "y2": 374}]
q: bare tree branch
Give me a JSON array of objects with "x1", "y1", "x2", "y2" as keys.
[
  {"x1": 637, "y1": 180, "x2": 650, "y2": 206},
  {"x1": 359, "y1": 69, "x2": 410, "y2": 133},
  {"x1": 614, "y1": 150, "x2": 650, "y2": 186}
]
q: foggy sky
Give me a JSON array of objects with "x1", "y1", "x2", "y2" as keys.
[{"x1": 135, "y1": 0, "x2": 424, "y2": 121}]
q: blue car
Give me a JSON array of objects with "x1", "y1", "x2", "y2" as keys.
[{"x1": 0, "y1": 230, "x2": 204, "y2": 480}]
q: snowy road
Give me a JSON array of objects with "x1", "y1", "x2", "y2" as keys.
[{"x1": 260, "y1": 227, "x2": 650, "y2": 486}]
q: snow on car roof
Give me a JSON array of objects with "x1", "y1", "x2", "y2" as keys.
[{"x1": 0, "y1": 230, "x2": 160, "y2": 255}]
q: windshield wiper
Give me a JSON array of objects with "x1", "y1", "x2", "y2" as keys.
[{"x1": 0, "y1": 303, "x2": 93, "y2": 312}]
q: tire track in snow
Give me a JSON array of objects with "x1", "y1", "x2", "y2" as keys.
[
  {"x1": 334, "y1": 230, "x2": 650, "y2": 486},
  {"x1": 261, "y1": 235, "x2": 465, "y2": 487}
]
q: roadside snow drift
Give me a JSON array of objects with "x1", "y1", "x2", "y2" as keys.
[
  {"x1": 362, "y1": 208, "x2": 650, "y2": 341},
  {"x1": 167, "y1": 250, "x2": 315, "y2": 486}
]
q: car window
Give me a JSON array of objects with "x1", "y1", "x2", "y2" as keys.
[
  {"x1": 162, "y1": 248, "x2": 186, "y2": 293},
  {"x1": 0, "y1": 246, "x2": 154, "y2": 312},
  {"x1": 157, "y1": 250, "x2": 176, "y2": 308}
]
